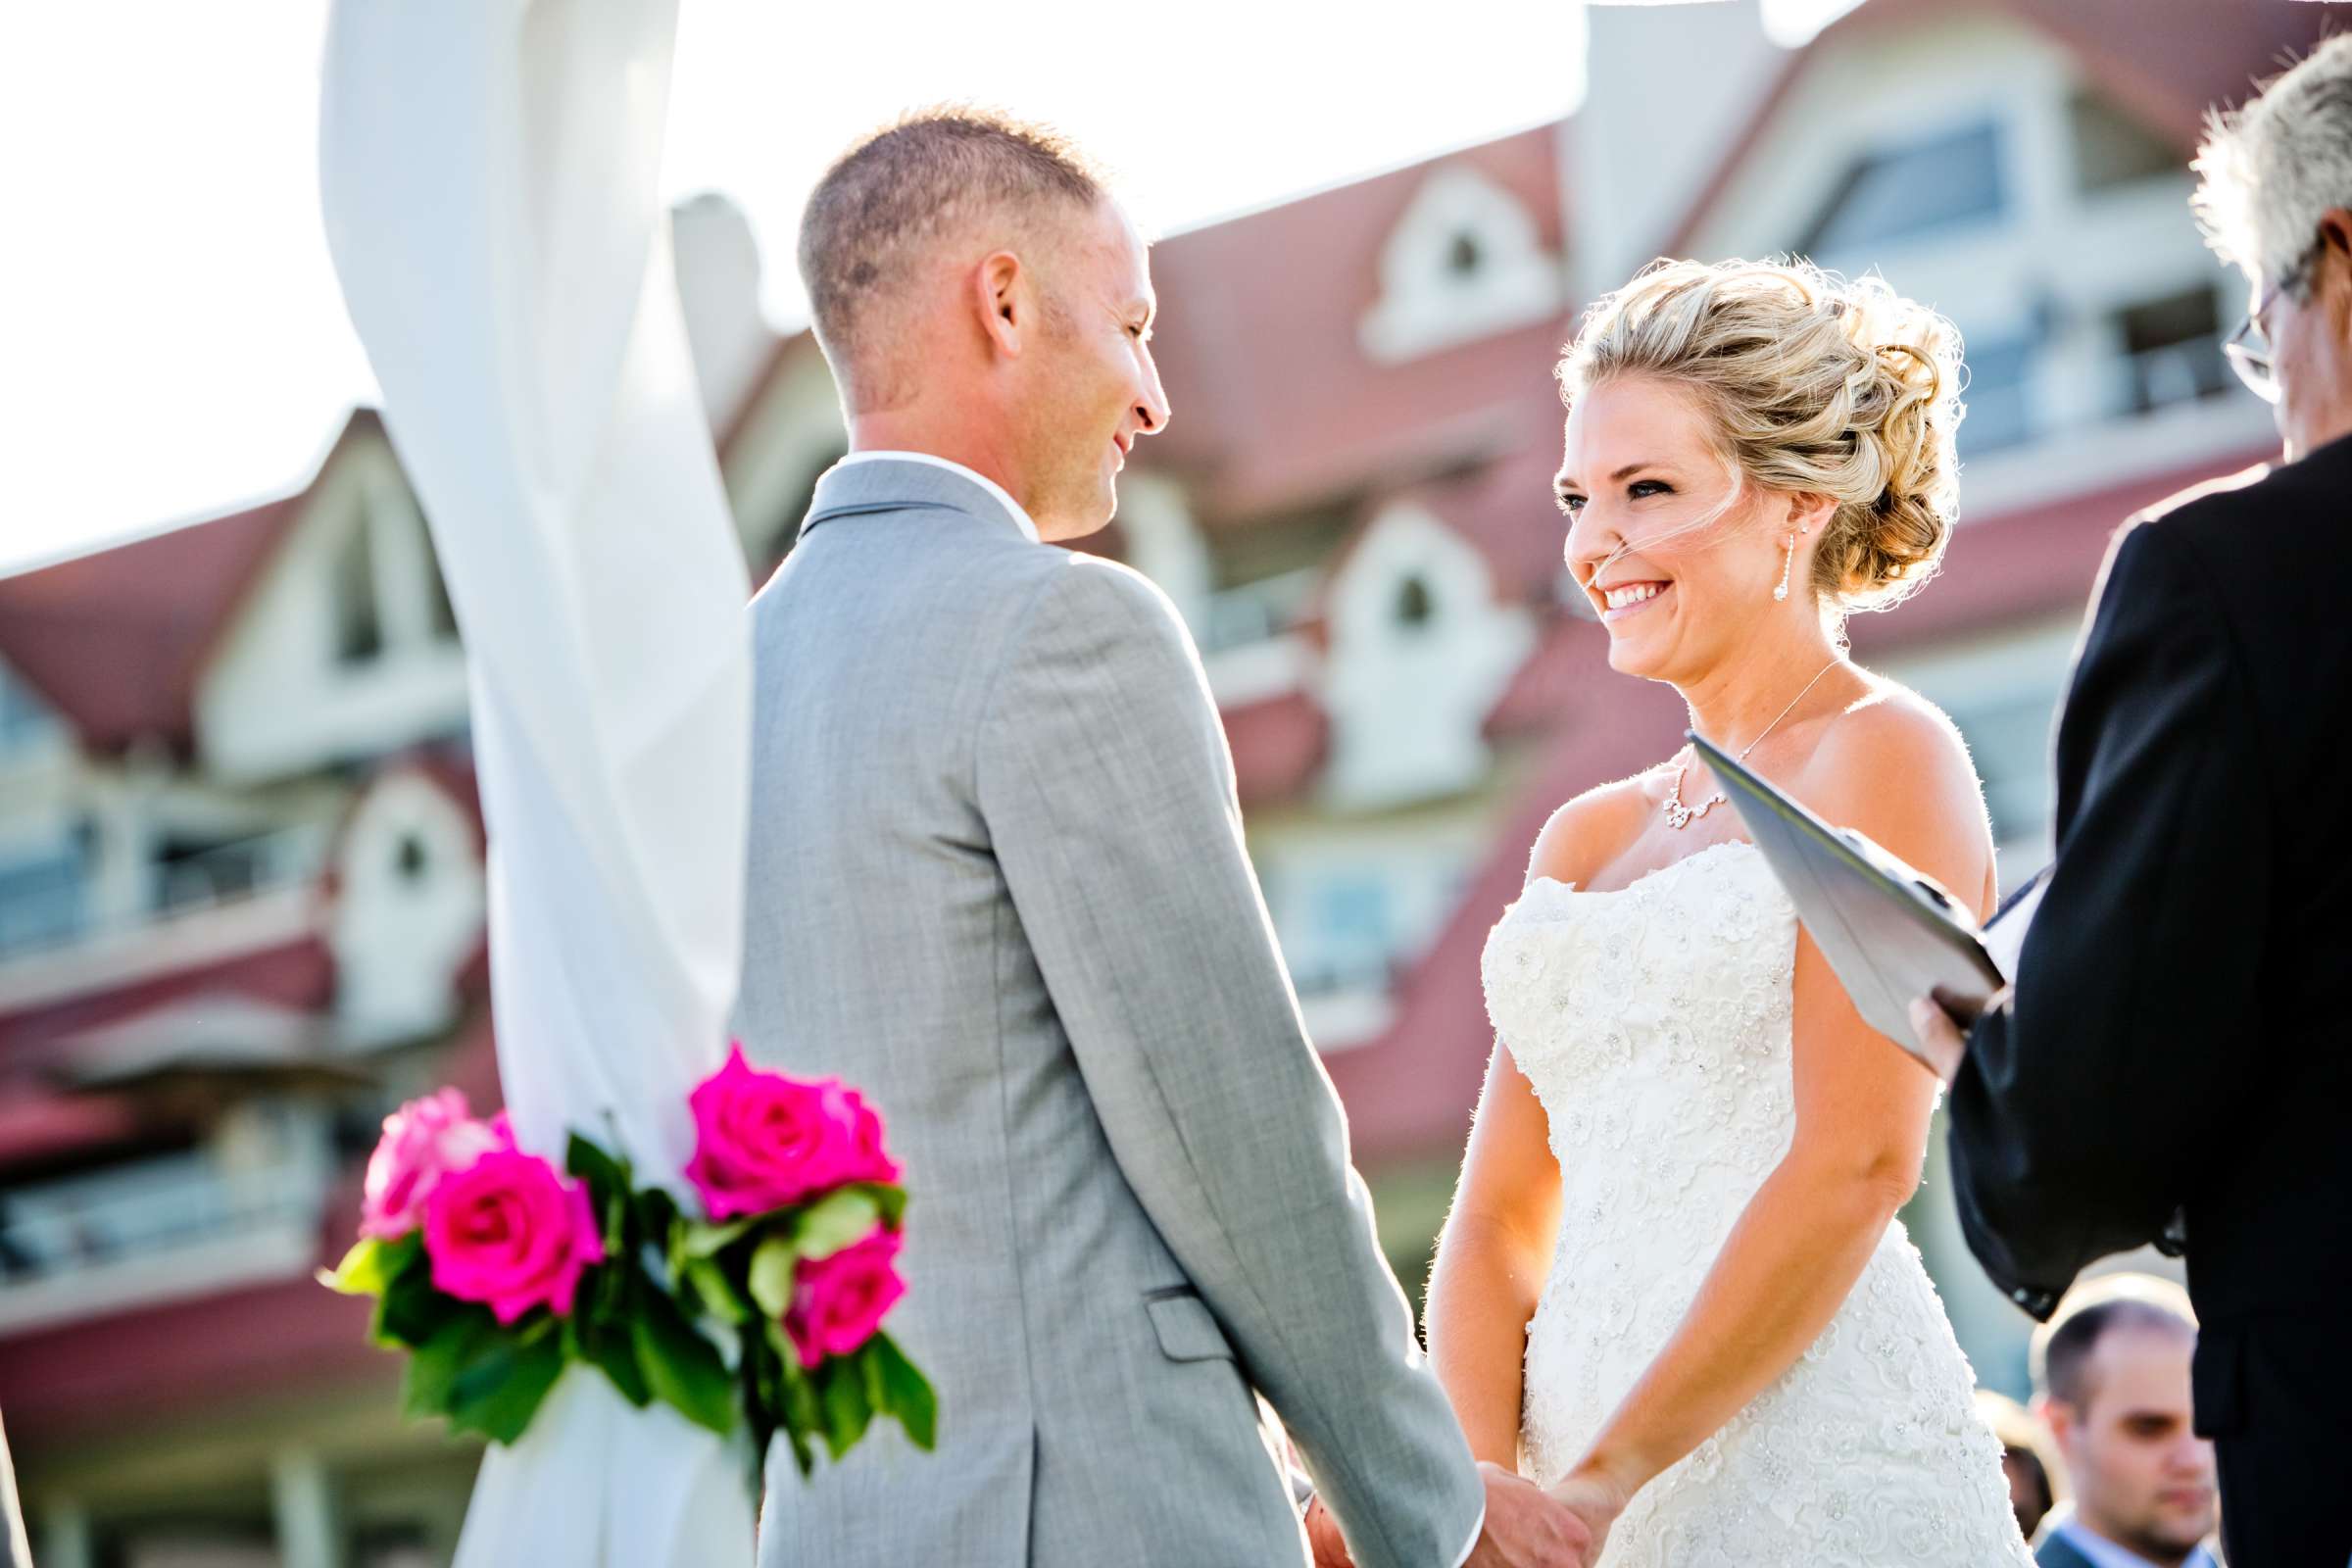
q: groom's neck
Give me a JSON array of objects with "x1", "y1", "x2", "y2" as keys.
[{"x1": 849, "y1": 412, "x2": 1026, "y2": 505}]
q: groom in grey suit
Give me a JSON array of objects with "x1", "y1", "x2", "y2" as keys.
[{"x1": 733, "y1": 110, "x2": 1591, "y2": 1568}]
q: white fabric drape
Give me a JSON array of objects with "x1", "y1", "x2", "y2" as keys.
[{"x1": 318, "y1": 2, "x2": 756, "y2": 1560}]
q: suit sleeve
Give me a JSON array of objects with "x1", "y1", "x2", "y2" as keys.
[
  {"x1": 975, "y1": 558, "x2": 1485, "y2": 1568},
  {"x1": 1946, "y1": 520, "x2": 2271, "y2": 1318}
]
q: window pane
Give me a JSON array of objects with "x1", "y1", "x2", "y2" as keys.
[{"x1": 1800, "y1": 122, "x2": 2006, "y2": 256}]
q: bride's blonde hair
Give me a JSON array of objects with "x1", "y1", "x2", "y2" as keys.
[{"x1": 1557, "y1": 258, "x2": 1966, "y2": 612}]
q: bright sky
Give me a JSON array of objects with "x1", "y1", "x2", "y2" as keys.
[{"x1": 0, "y1": 0, "x2": 1858, "y2": 576}]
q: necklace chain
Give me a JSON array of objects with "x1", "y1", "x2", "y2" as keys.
[{"x1": 1664, "y1": 658, "x2": 1842, "y2": 830}]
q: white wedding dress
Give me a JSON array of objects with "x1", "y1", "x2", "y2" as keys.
[{"x1": 1482, "y1": 839, "x2": 2033, "y2": 1566}]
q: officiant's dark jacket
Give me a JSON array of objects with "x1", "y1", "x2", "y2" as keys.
[{"x1": 1947, "y1": 431, "x2": 2352, "y2": 1566}]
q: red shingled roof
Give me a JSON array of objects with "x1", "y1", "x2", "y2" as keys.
[
  {"x1": 1144, "y1": 122, "x2": 1572, "y2": 523},
  {"x1": 0, "y1": 410, "x2": 386, "y2": 755}
]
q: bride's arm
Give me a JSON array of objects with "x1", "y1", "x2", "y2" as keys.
[
  {"x1": 1426, "y1": 1041, "x2": 1563, "y2": 1466},
  {"x1": 1556, "y1": 704, "x2": 1994, "y2": 1520}
]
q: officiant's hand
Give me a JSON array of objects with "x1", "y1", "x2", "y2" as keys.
[{"x1": 1907, "y1": 994, "x2": 1985, "y2": 1082}]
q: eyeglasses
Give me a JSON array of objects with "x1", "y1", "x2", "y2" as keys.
[{"x1": 2225, "y1": 244, "x2": 2321, "y2": 404}]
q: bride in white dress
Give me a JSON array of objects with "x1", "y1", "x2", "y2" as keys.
[{"x1": 1424, "y1": 259, "x2": 2034, "y2": 1566}]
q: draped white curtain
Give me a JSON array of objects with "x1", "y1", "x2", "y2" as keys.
[{"x1": 318, "y1": 2, "x2": 757, "y2": 1560}]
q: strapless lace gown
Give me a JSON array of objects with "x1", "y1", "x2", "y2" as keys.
[{"x1": 1481, "y1": 839, "x2": 2032, "y2": 1566}]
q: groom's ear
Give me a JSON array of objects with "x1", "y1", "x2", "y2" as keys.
[{"x1": 975, "y1": 250, "x2": 1028, "y2": 361}]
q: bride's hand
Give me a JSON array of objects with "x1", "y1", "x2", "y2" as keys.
[{"x1": 1545, "y1": 1463, "x2": 1633, "y2": 1564}]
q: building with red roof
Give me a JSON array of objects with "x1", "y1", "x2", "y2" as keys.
[{"x1": 0, "y1": 4, "x2": 2320, "y2": 1560}]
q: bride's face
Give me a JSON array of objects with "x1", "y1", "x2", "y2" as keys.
[{"x1": 1556, "y1": 375, "x2": 1791, "y2": 684}]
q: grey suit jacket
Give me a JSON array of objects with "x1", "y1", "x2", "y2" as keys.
[{"x1": 738, "y1": 457, "x2": 1484, "y2": 1567}]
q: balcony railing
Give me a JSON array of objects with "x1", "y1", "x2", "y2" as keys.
[{"x1": 0, "y1": 1129, "x2": 332, "y2": 1335}]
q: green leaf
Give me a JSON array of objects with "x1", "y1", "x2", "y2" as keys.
[
  {"x1": 684, "y1": 1255, "x2": 750, "y2": 1325},
  {"x1": 576, "y1": 1306, "x2": 653, "y2": 1408},
  {"x1": 565, "y1": 1132, "x2": 631, "y2": 1206},
  {"x1": 375, "y1": 1257, "x2": 465, "y2": 1348},
  {"x1": 747, "y1": 1237, "x2": 799, "y2": 1321},
  {"x1": 866, "y1": 1333, "x2": 937, "y2": 1451},
  {"x1": 865, "y1": 1183, "x2": 908, "y2": 1230},
  {"x1": 678, "y1": 1216, "x2": 756, "y2": 1261},
  {"x1": 792, "y1": 1189, "x2": 882, "y2": 1263},
  {"x1": 630, "y1": 1285, "x2": 736, "y2": 1436},
  {"x1": 401, "y1": 1309, "x2": 498, "y2": 1418},
  {"x1": 443, "y1": 1323, "x2": 567, "y2": 1446},
  {"x1": 318, "y1": 1232, "x2": 419, "y2": 1298},
  {"x1": 770, "y1": 1322, "x2": 824, "y2": 1442},
  {"x1": 817, "y1": 1357, "x2": 874, "y2": 1459}
]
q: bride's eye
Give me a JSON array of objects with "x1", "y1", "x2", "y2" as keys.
[
  {"x1": 1555, "y1": 492, "x2": 1586, "y2": 516},
  {"x1": 1629, "y1": 479, "x2": 1673, "y2": 500}
]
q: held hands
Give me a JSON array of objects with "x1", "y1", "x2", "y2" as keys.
[
  {"x1": 1469, "y1": 1460, "x2": 1602, "y2": 1568},
  {"x1": 1542, "y1": 1463, "x2": 1633, "y2": 1567},
  {"x1": 1303, "y1": 1460, "x2": 1606, "y2": 1568}
]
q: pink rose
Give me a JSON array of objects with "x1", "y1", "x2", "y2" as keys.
[
  {"x1": 685, "y1": 1044, "x2": 863, "y2": 1221},
  {"x1": 841, "y1": 1093, "x2": 903, "y2": 1187},
  {"x1": 422, "y1": 1149, "x2": 607, "y2": 1324},
  {"x1": 782, "y1": 1227, "x2": 906, "y2": 1369},
  {"x1": 361, "y1": 1089, "x2": 512, "y2": 1241}
]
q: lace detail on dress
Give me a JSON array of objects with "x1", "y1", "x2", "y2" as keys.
[{"x1": 1481, "y1": 840, "x2": 2031, "y2": 1567}]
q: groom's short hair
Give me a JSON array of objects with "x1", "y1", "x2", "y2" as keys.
[{"x1": 799, "y1": 106, "x2": 1108, "y2": 406}]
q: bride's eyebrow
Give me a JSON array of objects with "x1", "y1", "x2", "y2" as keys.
[{"x1": 1555, "y1": 462, "x2": 1669, "y2": 495}]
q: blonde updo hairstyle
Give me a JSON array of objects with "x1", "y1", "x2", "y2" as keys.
[{"x1": 1557, "y1": 258, "x2": 1966, "y2": 612}]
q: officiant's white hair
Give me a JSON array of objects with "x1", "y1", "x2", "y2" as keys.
[
  {"x1": 800, "y1": 106, "x2": 1110, "y2": 410},
  {"x1": 2194, "y1": 35, "x2": 2352, "y2": 293}
]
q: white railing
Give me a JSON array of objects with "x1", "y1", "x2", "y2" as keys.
[{"x1": 0, "y1": 1132, "x2": 332, "y2": 1335}]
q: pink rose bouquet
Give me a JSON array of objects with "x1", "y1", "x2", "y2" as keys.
[
  {"x1": 323, "y1": 1054, "x2": 933, "y2": 1482},
  {"x1": 672, "y1": 1045, "x2": 930, "y2": 1477}
]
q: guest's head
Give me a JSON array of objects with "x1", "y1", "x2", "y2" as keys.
[
  {"x1": 1552, "y1": 258, "x2": 1962, "y2": 685},
  {"x1": 799, "y1": 107, "x2": 1170, "y2": 540},
  {"x1": 2195, "y1": 35, "x2": 2352, "y2": 462},
  {"x1": 1975, "y1": 1388, "x2": 2063, "y2": 1542},
  {"x1": 2031, "y1": 1274, "x2": 2216, "y2": 1566}
]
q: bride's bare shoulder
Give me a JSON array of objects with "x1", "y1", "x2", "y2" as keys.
[{"x1": 1525, "y1": 768, "x2": 1666, "y2": 890}]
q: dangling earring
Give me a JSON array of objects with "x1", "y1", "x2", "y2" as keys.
[{"x1": 1773, "y1": 532, "x2": 1795, "y2": 603}]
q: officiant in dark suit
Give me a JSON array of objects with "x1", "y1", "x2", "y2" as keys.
[{"x1": 1912, "y1": 36, "x2": 2352, "y2": 1568}]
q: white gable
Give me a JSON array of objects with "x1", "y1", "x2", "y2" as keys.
[
  {"x1": 1319, "y1": 504, "x2": 1534, "y2": 808},
  {"x1": 1666, "y1": 9, "x2": 2274, "y2": 514},
  {"x1": 1359, "y1": 167, "x2": 1565, "y2": 364},
  {"x1": 195, "y1": 429, "x2": 469, "y2": 784}
]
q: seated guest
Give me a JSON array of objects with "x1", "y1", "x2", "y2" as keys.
[
  {"x1": 1977, "y1": 1388, "x2": 2063, "y2": 1544},
  {"x1": 2029, "y1": 1277, "x2": 2217, "y2": 1568},
  {"x1": 1915, "y1": 33, "x2": 2352, "y2": 1564}
]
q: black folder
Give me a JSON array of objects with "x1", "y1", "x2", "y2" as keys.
[{"x1": 1687, "y1": 731, "x2": 2009, "y2": 1074}]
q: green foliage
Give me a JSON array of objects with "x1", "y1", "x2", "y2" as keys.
[{"x1": 322, "y1": 1133, "x2": 934, "y2": 1493}]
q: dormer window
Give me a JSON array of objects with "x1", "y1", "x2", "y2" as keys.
[
  {"x1": 332, "y1": 514, "x2": 383, "y2": 665},
  {"x1": 1797, "y1": 120, "x2": 2007, "y2": 259},
  {"x1": 1360, "y1": 167, "x2": 1565, "y2": 364},
  {"x1": 1396, "y1": 574, "x2": 1435, "y2": 629}
]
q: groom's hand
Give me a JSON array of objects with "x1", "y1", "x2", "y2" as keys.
[
  {"x1": 1302, "y1": 1494, "x2": 1354, "y2": 1568},
  {"x1": 1468, "y1": 1461, "x2": 1597, "y2": 1568}
]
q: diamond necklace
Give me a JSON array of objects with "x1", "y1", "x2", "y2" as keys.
[{"x1": 1664, "y1": 658, "x2": 1843, "y2": 830}]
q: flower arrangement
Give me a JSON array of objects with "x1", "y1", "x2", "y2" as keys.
[{"x1": 322, "y1": 1049, "x2": 935, "y2": 1482}]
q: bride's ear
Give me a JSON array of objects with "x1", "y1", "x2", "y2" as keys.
[
  {"x1": 975, "y1": 250, "x2": 1028, "y2": 360},
  {"x1": 1784, "y1": 490, "x2": 1838, "y2": 539}
]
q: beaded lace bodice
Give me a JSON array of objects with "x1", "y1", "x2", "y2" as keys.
[{"x1": 1481, "y1": 840, "x2": 2032, "y2": 1566}]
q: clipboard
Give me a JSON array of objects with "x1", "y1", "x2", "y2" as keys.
[{"x1": 1687, "y1": 731, "x2": 2008, "y2": 1074}]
